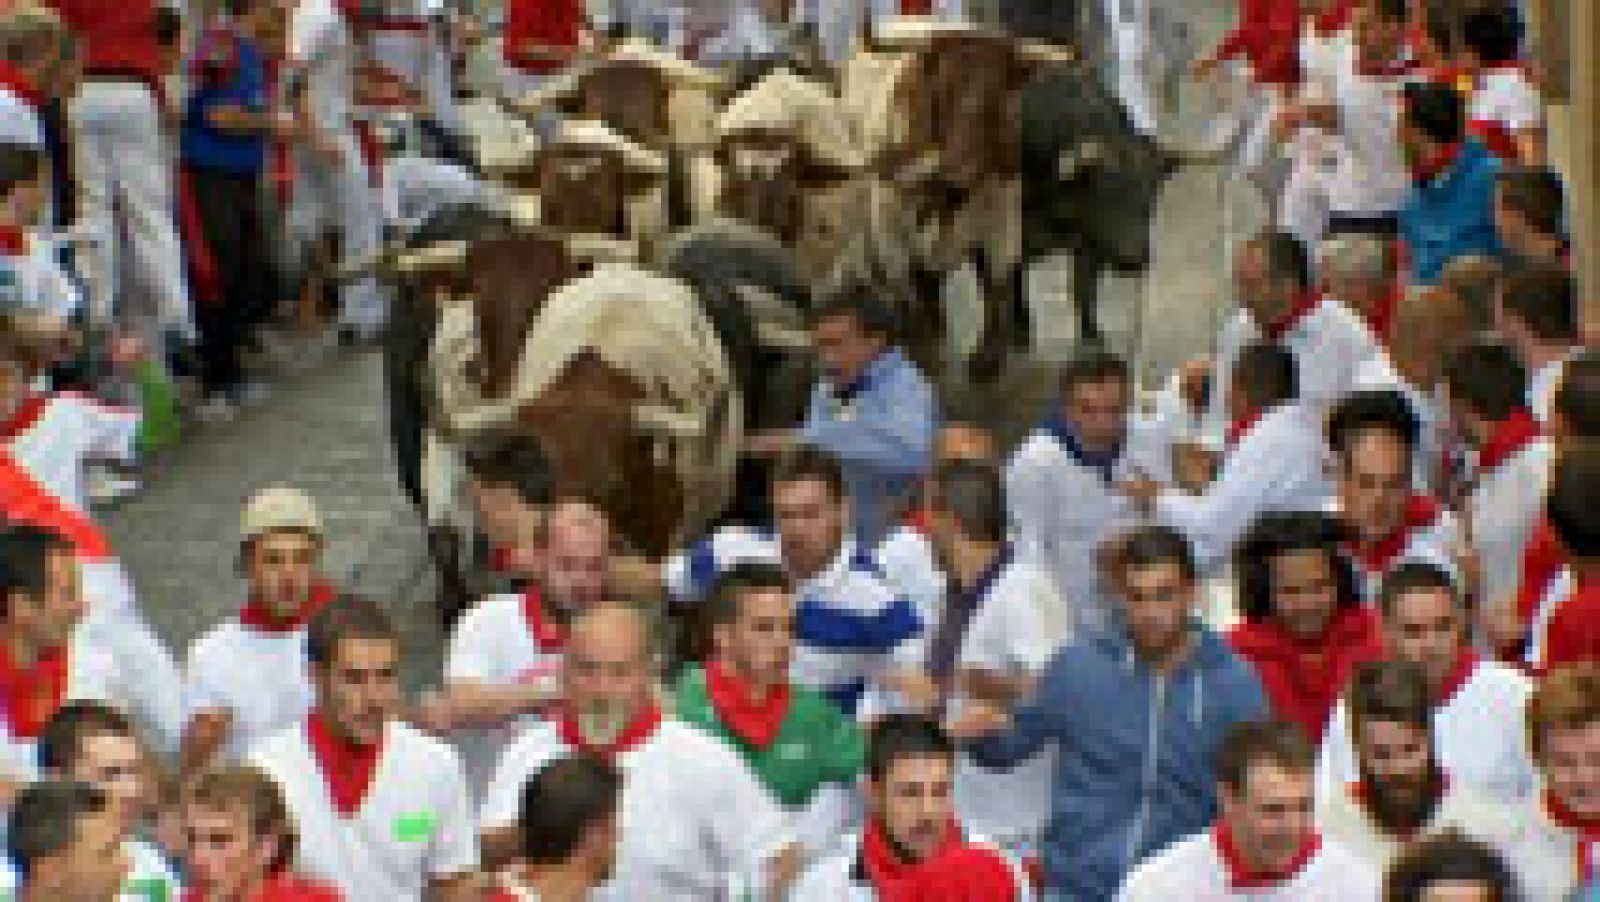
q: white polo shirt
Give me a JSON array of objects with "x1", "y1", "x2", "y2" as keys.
[
  {"x1": 3, "y1": 392, "x2": 140, "y2": 516},
  {"x1": 1317, "y1": 656, "x2": 1536, "y2": 806},
  {"x1": 1317, "y1": 778, "x2": 1516, "y2": 875},
  {"x1": 1006, "y1": 417, "x2": 1173, "y2": 633},
  {"x1": 249, "y1": 719, "x2": 479, "y2": 902},
  {"x1": 481, "y1": 717, "x2": 792, "y2": 902},
  {"x1": 184, "y1": 619, "x2": 316, "y2": 762},
  {"x1": 1115, "y1": 828, "x2": 1379, "y2": 901}
]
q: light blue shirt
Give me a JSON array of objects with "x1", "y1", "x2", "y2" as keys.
[{"x1": 801, "y1": 349, "x2": 937, "y2": 548}]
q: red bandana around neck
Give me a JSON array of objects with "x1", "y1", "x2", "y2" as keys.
[
  {"x1": 1214, "y1": 819, "x2": 1322, "y2": 890},
  {"x1": 1435, "y1": 648, "x2": 1478, "y2": 706},
  {"x1": 0, "y1": 60, "x2": 44, "y2": 111},
  {"x1": 860, "y1": 818, "x2": 1019, "y2": 902},
  {"x1": 0, "y1": 640, "x2": 67, "y2": 739},
  {"x1": 1264, "y1": 290, "x2": 1322, "y2": 342},
  {"x1": 556, "y1": 700, "x2": 661, "y2": 760},
  {"x1": 305, "y1": 710, "x2": 383, "y2": 816},
  {"x1": 521, "y1": 585, "x2": 567, "y2": 651},
  {"x1": 705, "y1": 660, "x2": 791, "y2": 749},
  {"x1": 1476, "y1": 408, "x2": 1541, "y2": 474},
  {"x1": 238, "y1": 581, "x2": 337, "y2": 633},
  {"x1": 1411, "y1": 142, "x2": 1463, "y2": 183},
  {"x1": 0, "y1": 394, "x2": 49, "y2": 443},
  {"x1": 1311, "y1": 1, "x2": 1355, "y2": 36},
  {"x1": 1225, "y1": 409, "x2": 1265, "y2": 451},
  {"x1": 1545, "y1": 789, "x2": 1600, "y2": 880},
  {"x1": 184, "y1": 872, "x2": 343, "y2": 902},
  {"x1": 1352, "y1": 495, "x2": 1442, "y2": 574},
  {"x1": 0, "y1": 225, "x2": 25, "y2": 256}
]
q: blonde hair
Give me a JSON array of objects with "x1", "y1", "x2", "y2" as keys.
[
  {"x1": 1527, "y1": 665, "x2": 1600, "y2": 763},
  {"x1": 184, "y1": 766, "x2": 299, "y2": 874}
]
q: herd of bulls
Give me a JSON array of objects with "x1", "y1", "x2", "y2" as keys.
[{"x1": 374, "y1": 18, "x2": 1180, "y2": 619}]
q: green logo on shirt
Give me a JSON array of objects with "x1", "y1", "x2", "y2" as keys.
[
  {"x1": 125, "y1": 878, "x2": 171, "y2": 902},
  {"x1": 394, "y1": 811, "x2": 438, "y2": 843}
]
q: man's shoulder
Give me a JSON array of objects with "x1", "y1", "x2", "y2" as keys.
[
  {"x1": 1461, "y1": 658, "x2": 1534, "y2": 701},
  {"x1": 454, "y1": 592, "x2": 523, "y2": 633},
  {"x1": 248, "y1": 721, "x2": 310, "y2": 769},
  {"x1": 1118, "y1": 830, "x2": 1213, "y2": 893},
  {"x1": 387, "y1": 720, "x2": 467, "y2": 774}
]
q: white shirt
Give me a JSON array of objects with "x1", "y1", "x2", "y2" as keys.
[
  {"x1": 1328, "y1": 497, "x2": 1461, "y2": 601},
  {"x1": 1115, "y1": 828, "x2": 1379, "y2": 901},
  {"x1": 1530, "y1": 350, "x2": 1580, "y2": 427},
  {"x1": 0, "y1": 626, "x2": 123, "y2": 782},
  {"x1": 292, "y1": 0, "x2": 359, "y2": 134},
  {"x1": 1468, "y1": 436, "x2": 1555, "y2": 608},
  {"x1": 867, "y1": 552, "x2": 1069, "y2": 846},
  {"x1": 1006, "y1": 419, "x2": 1172, "y2": 632},
  {"x1": 1317, "y1": 779, "x2": 1517, "y2": 875},
  {"x1": 5, "y1": 392, "x2": 140, "y2": 516},
  {"x1": 1526, "y1": 567, "x2": 1574, "y2": 671},
  {"x1": 184, "y1": 619, "x2": 316, "y2": 761},
  {"x1": 1324, "y1": 56, "x2": 1418, "y2": 217},
  {"x1": 250, "y1": 719, "x2": 479, "y2": 901},
  {"x1": 1317, "y1": 657, "x2": 1536, "y2": 806},
  {"x1": 481, "y1": 718, "x2": 792, "y2": 902},
  {"x1": 0, "y1": 87, "x2": 43, "y2": 147},
  {"x1": 1155, "y1": 403, "x2": 1336, "y2": 572},
  {"x1": 790, "y1": 831, "x2": 1034, "y2": 901},
  {"x1": 1494, "y1": 793, "x2": 1595, "y2": 901},
  {"x1": 1203, "y1": 298, "x2": 1382, "y2": 441},
  {"x1": 1469, "y1": 66, "x2": 1543, "y2": 134},
  {"x1": 0, "y1": 232, "x2": 82, "y2": 321}
]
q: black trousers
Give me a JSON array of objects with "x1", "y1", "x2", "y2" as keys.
[{"x1": 185, "y1": 165, "x2": 276, "y2": 393}]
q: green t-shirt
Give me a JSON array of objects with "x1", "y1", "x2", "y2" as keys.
[{"x1": 673, "y1": 666, "x2": 865, "y2": 808}]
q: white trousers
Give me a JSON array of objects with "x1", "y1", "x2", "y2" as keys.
[
  {"x1": 289, "y1": 130, "x2": 387, "y2": 331},
  {"x1": 70, "y1": 81, "x2": 194, "y2": 340}
]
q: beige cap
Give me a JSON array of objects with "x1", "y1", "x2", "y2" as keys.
[{"x1": 240, "y1": 486, "x2": 323, "y2": 544}]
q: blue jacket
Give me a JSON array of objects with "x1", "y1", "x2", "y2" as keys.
[
  {"x1": 1399, "y1": 139, "x2": 1502, "y2": 285},
  {"x1": 968, "y1": 622, "x2": 1269, "y2": 901},
  {"x1": 801, "y1": 348, "x2": 937, "y2": 547}
]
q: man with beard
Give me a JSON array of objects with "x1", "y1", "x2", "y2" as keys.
[
  {"x1": 490, "y1": 755, "x2": 622, "y2": 902},
  {"x1": 1319, "y1": 563, "x2": 1536, "y2": 806},
  {"x1": 1316, "y1": 661, "x2": 1513, "y2": 872},
  {"x1": 789, "y1": 714, "x2": 1030, "y2": 900},
  {"x1": 248, "y1": 597, "x2": 480, "y2": 901},
  {"x1": 673, "y1": 563, "x2": 864, "y2": 862},
  {"x1": 479, "y1": 602, "x2": 798, "y2": 898},
  {"x1": 183, "y1": 487, "x2": 341, "y2": 768},
  {"x1": 1116, "y1": 720, "x2": 1379, "y2": 900}
]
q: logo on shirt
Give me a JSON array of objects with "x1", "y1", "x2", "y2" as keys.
[
  {"x1": 125, "y1": 878, "x2": 172, "y2": 901},
  {"x1": 776, "y1": 743, "x2": 808, "y2": 762},
  {"x1": 393, "y1": 811, "x2": 439, "y2": 843}
]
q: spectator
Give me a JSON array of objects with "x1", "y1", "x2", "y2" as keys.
[
  {"x1": 180, "y1": 764, "x2": 343, "y2": 901},
  {"x1": 1398, "y1": 81, "x2": 1503, "y2": 285},
  {"x1": 1321, "y1": 563, "x2": 1536, "y2": 806},
  {"x1": 1006, "y1": 350, "x2": 1172, "y2": 631},
  {"x1": 180, "y1": 0, "x2": 290, "y2": 420},
  {"x1": 787, "y1": 285, "x2": 937, "y2": 547},
  {"x1": 673, "y1": 563, "x2": 864, "y2": 864},
  {"x1": 479, "y1": 602, "x2": 796, "y2": 896},
  {"x1": 1317, "y1": 661, "x2": 1516, "y2": 871},
  {"x1": 183, "y1": 487, "x2": 337, "y2": 768},
  {"x1": 665, "y1": 444, "x2": 921, "y2": 714},
  {"x1": 1116, "y1": 720, "x2": 1380, "y2": 900},
  {"x1": 1327, "y1": 390, "x2": 1461, "y2": 599},
  {"x1": 1228, "y1": 511, "x2": 1385, "y2": 740},
  {"x1": 953, "y1": 526, "x2": 1270, "y2": 899},
  {"x1": 1495, "y1": 165, "x2": 1570, "y2": 269},
  {"x1": 490, "y1": 754, "x2": 621, "y2": 902},
  {"x1": 1459, "y1": 3, "x2": 1543, "y2": 164},
  {"x1": 248, "y1": 597, "x2": 480, "y2": 901},
  {"x1": 1382, "y1": 832, "x2": 1521, "y2": 902},
  {"x1": 877, "y1": 461, "x2": 1068, "y2": 851},
  {"x1": 1443, "y1": 341, "x2": 1551, "y2": 608},
  {"x1": 5, "y1": 781, "x2": 131, "y2": 899},
  {"x1": 790, "y1": 714, "x2": 1031, "y2": 900},
  {"x1": 1494, "y1": 265, "x2": 1582, "y2": 425}
]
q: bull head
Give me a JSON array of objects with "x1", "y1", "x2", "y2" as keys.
[
  {"x1": 718, "y1": 130, "x2": 807, "y2": 244},
  {"x1": 573, "y1": 61, "x2": 671, "y2": 148},
  {"x1": 465, "y1": 234, "x2": 578, "y2": 399},
  {"x1": 896, "y1": 33, "x2": 1032, "y2": 188},
  {"x1": 537, "y1": 146, "x2": 633, "y2": 238}
]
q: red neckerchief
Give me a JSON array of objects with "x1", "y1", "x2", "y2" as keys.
[
  {"x1": 521, "y1": 585, "x2": 567, "y2": 652},
  {"x1": 305, "y1": 711, "x2": 383, "y2": 817},
  {"x1": 1214, "y1": 818, "x2": 1322, "y2": 891},
  {"x1": 1351, "y1": 495, "x2": 1442, "y2": 574},
  {"x1": 0, "y1": 60, "x2": 44, "y2": 111},
  {"x1": 0, "y1": 394, "x2": 50, "y2": 443},
  {"x1": 0, "y1": 224, "x2": 25, "y2": 256},
  {"x1": 183, "y1": 872, "x2": 344, "y2": 902},
  {"x1": 556, "y1": 700, "x2": 661, "y2": 760},
  {"x1": 1545, "y1": 789, "x2": 1600, "y2": 881},
  {"x1": 1263, "y1": 290, "x2": 1322, "y2": 342},
  {"x1": 1410, "y1": 142, "x2": 1463, "y2": 183},
  {"x1": 1510, "y1": 518, "x2": 1568, "y2": 660},
  {"x1": 859, "y1": 818, "x2": 984, "y2": 902},
  {"x1": 1225, "y1": 408, "x2": 1265, "y2": 452},
  {"x1": 903, "y1": 507, "x2": 935, "y2": 537},
  {"x1": 1311, "y1": 1, "x2": 1354, "y2": 36},
  {"x1": 1475, "y1": 408, "x2": 1542, "y2": 474},
  {"x1": 0, "y1": 640, "x2": 68, "y2": 739},
  {"x1": 1228, "y1": 606, "x2": 1385, "y2": 740},
  {"x1": 1435, "y1": 648, "x2": 1478, "y2": 706},
  {"x1": 238, "y1": 581, "x2": 338, "y2": 633},
  {"x1": 1348, "y1": 772, "x2": 1448, "y2": 840},
  {"x1": 705, "y1": 660, "x2": 791, "y2": 749}
]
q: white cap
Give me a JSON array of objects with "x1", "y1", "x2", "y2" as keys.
[{"x1": 240, "y1": 486, "x2": 323, "y2": 544}]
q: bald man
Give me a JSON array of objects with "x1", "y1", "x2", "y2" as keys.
[
  {"x1": 432, "y1": 501, "x2": 615, "y2": 781},
  {"x1": 481, "y1": 603, "x2": 799, "y2": 898}
]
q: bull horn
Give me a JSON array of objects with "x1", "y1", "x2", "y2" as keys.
[
  {"x1": 395, "y1": 241, "x2": 472, "y2": 274},
  {"x1": 632, "y1": 404, "x2": 702, "y2": 436},
  {"x1": 1017, "y1": 39, "x2": 1078, "y2": 67},
  {"x1": 755, "y1": 321, "x2": 813, "y2": 350}
]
